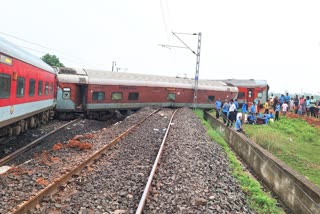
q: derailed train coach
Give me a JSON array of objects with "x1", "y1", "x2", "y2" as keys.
[
  {"x1": 221, "y1": 79, "x2": 269, "y2": 106},
  {"x1": 0, "y1": 37, "x2": 56, "y2": 137},
  {"x1": 55, "y1": 68, "x2": 239, "y2": 120}
]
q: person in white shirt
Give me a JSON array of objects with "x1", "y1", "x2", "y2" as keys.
[
  {"x1": 281, "y1": 101, "x2": 289, "y2": 116},
  {"x1": 227, "y1": 99, "x2": 237, "y2": 127}
]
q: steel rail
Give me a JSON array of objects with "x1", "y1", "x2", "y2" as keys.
[
  {"x1": 10, "y1": 109, "x2": 160, "y2": 214},
  {"x1": 136, "y1": 108, "x2": 179, "y2": 214},
  {"x1": 0, "y1": 119, "x2": 81, "y2": 167}
]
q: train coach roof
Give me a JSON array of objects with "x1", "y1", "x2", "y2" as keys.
[
  {"x1": 0, "y1": 37, "x2": 55, "y2": 73},
  {"x1": 221, "y1": 79, "x2": 268, "y2": 87},
  {"x1": 82, "y1": 69, "x2": 238, "y2": 92}
]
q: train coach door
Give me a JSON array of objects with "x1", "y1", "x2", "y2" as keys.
[
  {"x1": 247, "y1": 88, "x2": 254, "y2": 103},
  {"x1": 75, "y1": 85, "x2": 87, "y2": 111}
]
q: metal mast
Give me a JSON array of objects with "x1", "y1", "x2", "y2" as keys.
[
  {"x1": 193, "y1": 32, "x2": 202, "y2": 108},
  {"x1": 160, "y1": 32, "x2": 202, "y2": 108}
]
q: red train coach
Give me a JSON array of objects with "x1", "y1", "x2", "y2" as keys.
[
  {"x1": 0, "y1": 37, "x2": 56, "y2": 137},
  {"x1": 222, "y1": 79, "x2": 269, "y2": 106},
  {"x1": 56, "y1": 68, "x2": 239, "y2": 120}
]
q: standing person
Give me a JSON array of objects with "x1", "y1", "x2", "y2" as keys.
[
  {"x1": 289, "y1": 98, "x2": 294, "y2": 112},
  {"x1": 285, "y1": 93, "x2": 291, "y2": 105},
  {"x1": 279, "y1": 94, "x2": 285, "y2": 106},
  {"x1": 310, "y1": 96, "x2": 317, "y2": 117},
  {"x1": 235, "y1": 115, "x2": 245, "y2": 134},
  {"x1": 275, "y1": 102, "x2": 281, "y2": 121},
  {"x1": 282, "y1": 101, "x2": 289, "y2": 116},
  {"x1": 293, "y1": 95, "x2": 299, "y2": 114},
  {"x1": 234, "y1": 99, "x2": 239, "y2": 112},
  {"x1": 273, "y1": 96, "x2": 279, "y2": 111},
  {"x1": 222, "y1": 100, "x2": 229, "y2": 124},
  {"x1": 227, "y1": 99, "x2": 236, "y2": 127},
  {"x1": 250, "y1": 102, "x2": 256, "y2": 115},
  {"x1": 306, "y1": 96, "x2": 311, "y2": 116},
  {"x1": 302, "y1": 99, "x2": 307, "y2": 115},
  {"x1": 215, "y1": 98, "x2": 221, "y2": 119},
  {"x1": 241, "y1": 100, "x2": 248, "y2": 123}
]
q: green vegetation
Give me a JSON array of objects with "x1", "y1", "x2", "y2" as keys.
[
  {"x1": 244, "y1": 117, "x2": 320, "y2": 187},
  {"x1": 41, "y1": 54, "x2": 64, "y2": 67},
  {"x1": 194, "y1": 110, "x2": 282, "y2": 214}
]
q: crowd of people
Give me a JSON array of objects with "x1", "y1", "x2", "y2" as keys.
[
  {"x1": 269, "y1": 93, "x2": 320, "y2": 118},
  {"x1": 214, "y1": 93, "x2": 320, "y2": 134}
]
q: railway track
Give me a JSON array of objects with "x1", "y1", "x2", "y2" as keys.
[
  {"x1": 8, "y1": 108, "x2": 162, "y2": 214},
  {"x1": 0, "y1": 119, "x2": 80, "y2": 167},
  {"x1": 3, "y1": 107, "x2": 251, "y2": 213}
]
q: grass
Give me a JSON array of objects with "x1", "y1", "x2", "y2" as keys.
[
  {"x1": 194, "y1": 110, "x2": 282, "y2": 214},
  {"x1": 244, "y1": 116, "x2": 320, "y2": 187}
]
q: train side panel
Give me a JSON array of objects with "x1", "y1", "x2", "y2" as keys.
[{"x1": 0, "y1": 53, "x2": 56, "y2": 136}]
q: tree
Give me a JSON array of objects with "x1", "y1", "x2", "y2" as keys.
[{"x1": 41, "y1": 54, "x2": 64, "y2": 67}]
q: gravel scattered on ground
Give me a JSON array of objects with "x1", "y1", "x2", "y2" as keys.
[
  {"x1": 144, "y1": 107, "x2": 252, "y2": 213},
  {"x1": 0, "y1": 107, "x2": 157, "y2": 214}
]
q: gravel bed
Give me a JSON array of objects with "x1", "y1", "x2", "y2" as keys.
[
  {"x1": 0, "y1": 120, "x2": 67, "y2": 160},
  {"x1": 32, "y1": 108, "x2": 173, "y2": 213},
  {"x1": 144, "y1": 107, "x2": 252, "y2": 213},
  {"x1": 5, "y1": 119, "x2": 114, "y2": 166},
  {"x1": 0, "y1": 107, "x2": 157, "y2": 214}
]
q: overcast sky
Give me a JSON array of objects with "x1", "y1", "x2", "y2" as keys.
[{"x1": 1, "y1": 0, "x2": 320, "y2": 94}]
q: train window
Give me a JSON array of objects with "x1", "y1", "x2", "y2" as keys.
[
  {"x1": 92, "y1": 92, "x2": 105, "y2": 101},
  {"x1": 128, "y1": 92, "x2": 139, "y2": 100},
  {"x1": 49, "y1": 83, "x2": 54, "y2": 95},
  {"x1": 38, "y1": 81, "x2": 43, "y2": 96},
  {"x1": 167, "y1": 93, "x2": 176, "y2": 101},
  {"x1": 28, "y1": 79, "x2": 36, "y2": 96},
  {"x1": 208, "y1": 96, "x2": 215, "y2": 102},
  {"x1": 62, "y1": 88, "x2": 71, "y2": 99},
  {"x1": 238, "y1": 92, "x2": 245, "y2": 98},
  {"x1": 16, "y1": 77, "x2": 25, "y2": 97},
  {"x1": 45, "y1": 82, "x2": 49, "y2": 95},
  {"x1": 0, "y1": 73, "x2": 10, "y2": 98},
  {"x1": 111, "y1": 92, "x2": 123, "y2": 100},
  {"x1": 0, "y1": 54, "x2": 13, "y2": 65},
  {"x1": 248, "y1": 90, "x2": 253, "y2": 98},
  {"x1": 257, "y1": 91, "x2": 263, "y2": 98}
]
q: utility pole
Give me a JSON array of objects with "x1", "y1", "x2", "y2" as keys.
[
  {"x1": 194, "y1": 32, "x2": 202, "y2": 108},
  {"x1": 159, "y1": 32, "x2": 202, "y2": 108},
  {"x1": 112, "y1": 61, "x2": 116, "y2": 72}
]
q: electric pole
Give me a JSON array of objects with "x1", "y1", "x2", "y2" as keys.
[
  {"x1": 112, "y1": 61, "x2": 116, "y2": 72},
  {"x1": 194, "y1": 32, "x2": 202, "y2": 108},
  {"x1": 159, "y1": 32, "x2": 202, "y2": 108}
]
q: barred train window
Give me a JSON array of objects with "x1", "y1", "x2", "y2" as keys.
[
  {"x1": 49, "y1": 83, "x2": 54, "y2": 95},
  {"x1": 0, "y1": 73, "x2": 10, "y2": 98},
  {"x1": 62, "y1": 88, "x2": 71, "y2": 99},
  {"x1": 208, "y1": 96, "x2": 215, "y2": 102},
  {"x1": 45, "y1": 82, "x2": 49, "y2": 95},
  {"x1": 16, "y1": 77, "x2": 25, "y2": 97},
  {"x1": 167, "y1": 93, "x2": 176, "y2": 101},
  {"x1": 29, "y1": 79, "x2": 36, "y2": 96},
  {"x1": 111, "y1": 92, "x2": 122, "y2": 100},
  {"x1": 238, "y1": 92, "x2": 245, "y2": 98},
  {"x1": 38, "y1": 81, "x2": 43, "y2": 96},
  {"x1": 92, "y1": 91, "x2": 105, "y2": 101},
  {"x1": 128, "y1": 92, "x2": 139, "y2": 100},
  {"x1": 257, "y1": 91, "x2": 263, "y2": 98}
]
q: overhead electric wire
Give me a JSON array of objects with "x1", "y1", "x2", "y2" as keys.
[
  {"x1": 0, "y1": 31, "x2": 91, "y2": 65},
  {"x1": 160, "y1": 0, "x2": 171, "y2": 46}
]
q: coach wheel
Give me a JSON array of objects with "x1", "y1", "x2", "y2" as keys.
[
  {"x1": 24, "y1": 123, "x2": 28, "y2": 132},
  {"x1": 29, "y1": 117, "x2": 36, "y2": 128},
  {"x1": 8, "y1": 127, "x2": 13, "y2": 137},
  {"x1": 14, "y1": 125, "x2": 22, "y2": 136}
]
